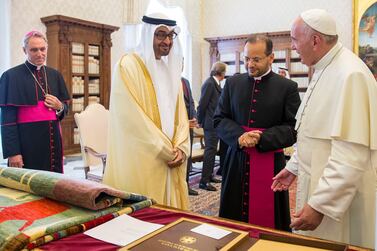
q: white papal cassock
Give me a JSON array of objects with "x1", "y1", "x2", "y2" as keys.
[{"x1": 286, "y1": 42, "x2": 377, "y2": 249}]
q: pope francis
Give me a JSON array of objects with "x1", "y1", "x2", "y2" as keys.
[{"x1": 272, "y1": 9, "x2": 377, "y2": 248}]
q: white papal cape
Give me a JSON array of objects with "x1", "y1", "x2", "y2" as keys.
[
  {"x1": 103, "y1": 53, "x2": 189, "y2": 210},
  {"x1": 287, "y1": 43, "x2": 377, "y2": 248}
]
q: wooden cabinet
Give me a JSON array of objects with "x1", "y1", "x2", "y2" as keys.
[
  {"x1": 41, "y1": 15, "x2": 119, "y2": 155},
  {"x1": 204, "y1": 31, "x2": 312, "y2": 98}
]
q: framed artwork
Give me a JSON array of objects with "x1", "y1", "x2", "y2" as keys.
[{"x1": 354, "y1": 0, "x2": 377, "y2": 79}]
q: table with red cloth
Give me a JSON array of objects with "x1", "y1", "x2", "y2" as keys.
[{"x1": 39, "y1": 205, "x2": 370, "y2": 251}]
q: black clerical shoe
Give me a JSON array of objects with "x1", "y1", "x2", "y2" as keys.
[
  {"x1": 199, "y1": 182, "x2": 217, "y2": 191},
  {"x1": 188, "y1": 187, "x2": 199, "y2": 196},
  {"x1": 210, "y1": 177, "x2": 222, "y2": 183}
]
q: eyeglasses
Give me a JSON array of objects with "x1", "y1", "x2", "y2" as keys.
[
  {"x1": 154, "y1": 31, "x2": 177, "y2": 41},
  {"x1": 244, "y1": 55, "x2": 270, "y2": 64}
]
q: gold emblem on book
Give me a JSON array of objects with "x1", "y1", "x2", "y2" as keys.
[{"x1": 179, "y1": 236, "x2": 197, "y2": 245}]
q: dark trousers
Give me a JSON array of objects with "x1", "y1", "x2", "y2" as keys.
[
  {"x1": 217, "y1": 139, "x2": 228, "y2": 176},
  {"x1": 186, "y1": 129, "x2": 194, "y2": 184},
  {"x1": 200, "y1": 129, "x2": 219, "y2": 183}
]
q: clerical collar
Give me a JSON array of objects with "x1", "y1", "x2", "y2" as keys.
[
  {"x1": 253, "y1": 68, "x2": 272, "y2": 81},
  {"x1": 26, "y1": 60, "x2": 44, "y2": 70},
  {"x1": 313, "y1": 42, "x2": 342, "y2": 71}
]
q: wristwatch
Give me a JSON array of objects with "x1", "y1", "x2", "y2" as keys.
[{"x1": 56, "y1": 104, "x2": 64, "y2": 115}]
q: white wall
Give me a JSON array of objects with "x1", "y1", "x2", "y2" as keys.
[
  {"x1": 200, "y1": 0, "x2": 353, "y2": 83},
  {"x1": 10, "y1": 0, "x2": 125, "y2": 71},
  {"x1": 0, "y1": 0, "x2": 10, "y2": 72},
  {"x1": 0, "y1": 0, "x2": 11, "y2": 163},
  {"x1": 7, "y1": 0, "x2": 354, "y2": 100},
  {"x1": 8, "y1": 0, "x2": 204, "y2": 100},
  {"x1": 164, "y1": 0, "x2": 203, "y2": 101}
]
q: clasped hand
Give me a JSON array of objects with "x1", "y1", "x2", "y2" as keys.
[
  {"x1": 189, "y1": 118, "x2": 199, "y2": 129},
  {"x1": 167, "y1": 148, "x2": 186, "y2": 168},
  {"x1": 238, "y1": 130, "x2": 262, "y2": 148}
]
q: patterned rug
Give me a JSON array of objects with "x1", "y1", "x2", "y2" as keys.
[
  {"x1": 0, "y1": 167, "x2": 152, "y2": 250},
  {"x1": 64, "y1": 155, "x2": 222, "y2": 216},
  {"x1": 64, "y1": 156, "x2": 296, "y2": 219},
  {"x1": 188, "y1": 161, "x2": 221, "y2": 216},
  {"x1": 187, "y1": 161, "x2": 297, "y2": 219}
]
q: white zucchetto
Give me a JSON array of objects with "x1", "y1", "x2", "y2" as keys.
[
  {"x1": 135, "y1": 13, "x2": 183, "y2": 140},
  {"x1": 300, "y1": 9, "x2": 337, "y2": 36}
]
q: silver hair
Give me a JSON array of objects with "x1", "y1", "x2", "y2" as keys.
[
  {"x1": 322, "y1": 34, "x2": 338, "y2": 44},
  {"x1": 210, "y1": 61, "x2": 227, "y2": 76},
  {"x1": 301, "y1": 21, "x2": 338, "y2": 45},
  {"x1": 23, "y1": 31, "x2": 48, "y2": 48}
]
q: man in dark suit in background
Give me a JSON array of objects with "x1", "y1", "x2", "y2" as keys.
[
  {"x1": 197, "y1": 61, "x2": 227, "y2": 191},
  {"x1": 181, "y1": 76, "x2": 199, "y2": 196},
  {"x1": 214, "y1": 35, "x2": 300, "y2": 230}
]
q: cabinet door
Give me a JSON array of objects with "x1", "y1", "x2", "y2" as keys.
[
  {"x1": 272, "y1": 49, "x2": 288, "y2": 75},
  {"x1": 42, "y1": 15, "x2": 119, "y2": 155},
  {"x1": 289, "y1": 49, "x2": 311, "y2": 97},
  {"x1": 71, "y1": 42, "x2": 86, "y2": 114},
  {"x1": 87, "y1": 44, "x2": 101, "y2": 106}
]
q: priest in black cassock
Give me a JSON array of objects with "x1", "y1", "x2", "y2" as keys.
[
  {"x1": 214, "y1": 35, "x2": 300, "y2": 231},
  {"x1": 0, "y1": 31, "x2": 70, "y2": 173}
]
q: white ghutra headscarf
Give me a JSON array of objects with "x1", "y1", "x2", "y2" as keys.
[{"x1": 135, "y1": 13, "x2": 183, "y2": 140}]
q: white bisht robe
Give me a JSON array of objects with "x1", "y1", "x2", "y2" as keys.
[
  {"x1": 286, "y1": 43, "x2": 377, "y2": 249},
  {"x1": 103, "y1": 53, "x2": 189, "y2": 210}
]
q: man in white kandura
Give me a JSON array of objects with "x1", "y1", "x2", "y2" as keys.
[
  {"x1": 103, "y1": 13, "x2": 189, "y2": 209},
  {"x1": 272, "y1": 9, "x2": 377, "y2": 248}
]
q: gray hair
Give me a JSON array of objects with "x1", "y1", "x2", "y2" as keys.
[
  {"x1": 302, "y1": 21, "x2": 338, "y2": 45},
  {"x1": 210, "y1": 61, "x2": 227, "y2": 77},
  {"x1": 23, "y1": 31, "x2": 48, "y2": 48}
]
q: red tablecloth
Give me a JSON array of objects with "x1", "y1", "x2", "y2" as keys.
[
  {"x1": 39, "y1": 206, "x2": 271, "y2": 251},
  {"x1": 40, "y1": 205, "x2": 361, "y2": 251}
]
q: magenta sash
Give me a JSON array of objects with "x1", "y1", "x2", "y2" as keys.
[
  {"x1": 242, "y1": 126, "x2": 282, "y2": 229},
  {"x1": 18, "y1": 101, "x2": 57, "y2": 123}
]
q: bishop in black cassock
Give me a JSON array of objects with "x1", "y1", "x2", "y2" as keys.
[
  {"x1": 0, "y1": 60, "x2": 70, "y2": 173},
  {"x1": 214, "y1": 35, "x2": 300, "y2": 231}
]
